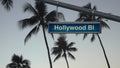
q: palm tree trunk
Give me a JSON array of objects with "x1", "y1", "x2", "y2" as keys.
[
  {"x1": 42, "y1": 25, "x2": 53, "y2": 68},
  {"x1": 64, "y1": 56, "x2": 69, "y2": 68},
  {"x1": 97, "y1": 34, "x2": 110, "y2": 68}
]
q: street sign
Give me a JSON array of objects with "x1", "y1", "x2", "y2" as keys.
[{"x1": 48, "y1": 22, "x2": 101, "y2": 33}]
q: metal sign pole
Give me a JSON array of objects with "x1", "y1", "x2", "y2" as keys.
[
  {"x1": 44, "y1": 0, "x2": 120, "y2": 23},
  {"x1": 56, "y1": 0, "x2": 59, "y2": 22}
]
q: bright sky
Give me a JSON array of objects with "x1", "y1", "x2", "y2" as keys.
[{"x1": 0, "y1": 0, "x2": 120, "y2": 68}]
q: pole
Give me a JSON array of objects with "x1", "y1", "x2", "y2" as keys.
[
  {"x1": 44, "y1": 0, "x2": 120, "y2": 23},
  {"x1": 56, "y1": 0, "x2": 59, "y2": 22}
]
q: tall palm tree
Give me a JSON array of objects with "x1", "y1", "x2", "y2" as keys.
[
  {"x1": 18, "y1": 0, "x2": 65, "y2": 68},
  {"x1": 0, "y1": 0, "x2": 13, "y2": 10},
  {"x1": 6, "y1": 54, "x2": 30, "y2": 68},
  {"x1": 52, "y1": 35, "x2": 77, "y2": 68},
  {"x1": 76, "y1": 3, "x2": 111, "y2": 68}
]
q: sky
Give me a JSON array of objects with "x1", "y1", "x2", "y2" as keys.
[{"x1": 0, "y1": 0, "x2": 120, "y2": 68}]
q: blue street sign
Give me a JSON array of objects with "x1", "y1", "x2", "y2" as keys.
[{"x1": 48, "y1": 22, "x2": 101, "y2": 33}]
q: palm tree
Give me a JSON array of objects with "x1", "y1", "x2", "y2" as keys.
[
  {"x1": 0, "y1": 0, "x2": 13, "y2": 10},
  {"x1": 18, "y1": 0, "x2": 65, "y2": 68},
  {"x1": 76, "y1": 3, "x2": 111, "y2": 68},
  {"x1": 52, "y1": 35, "x2": 77, "y2": 68},
  {"x1": 6, "y1": 54, "x2": 30, "y2": 68}
]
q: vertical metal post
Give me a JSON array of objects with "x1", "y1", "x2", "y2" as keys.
[{"x1": 56, "y1": 0, "x2": 59, "y2": 22}]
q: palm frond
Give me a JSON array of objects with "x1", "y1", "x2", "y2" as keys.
[
  {"x1": 68, "y1": 42, "x2": 75, "y2": 47},
  {"x1": 50, "y1": 33, "x2": 54, "y2": 40},
  {"x1": 68, "y1": 52, "x2": 75, "y2": 60},
  {"x1": 46, "y1": 10, "x2": 65, "y2": 22},
  {"x1": 91, "y1": 6, "x2": 97, "y2": 20},
  {"x1": 77, "y1": 10, "x2": 87, "y2": 22},
  {"x1": 24, "y1": 25, "x2": 40, "y2": 43},
  {"x1": 1, "y1": 0, "x2": 13, "y2": 10},
  {"x1": 93, "y1": 6, "x2": 97, "y2": 10},
  {"x1": 91, "y1": 34, "x2": 95, "y2": 42},
  {"x1": 23, "y1": 66, "x2": 30, "y2": 68},
  {"x1": 62, "y1": 53, "x2": 66, "y2": 57},
  {"x1": 58, "y1": 35, "x2": 66, "y2": 41},
  {"x1": 83, "y1": 33, "x2": 88, "y2": 40},
  {"x1": 55, "y1": 42, "x2": 59, "y2": 46},
  {"x1": 12, "y1": 54, "x2": 20, "y2": 63},
  {"x1": 19, "y1": 16, "x2": 39, "y2": 29},
  {"x1": 35, "y1": 0, "x2": 47, "y2": 17},
  {"x1": 24, "y1": 3, "x2": 38, "y2": 15},
  {"x1": 83, "y1": 3, "x2": 91, "y2": 9},
  {"x1": 22, "y1": 59, "x2": 30, "y2": 66},
  {"x1": 55, "y1": 35, "x2": 67, "y2": 46},
  {"x1": 68, "y1": 47, "x2": 77, "y2": 52},
  {"x1": 54, "y1": 54, "x2": 61, "y2": 62},
  {"x1": 19, "y1": 55, "x2": 23, "y2": 63},
  {"x1": 6, "y1": 63, "x2": 17, "y2": 68},
  {"x1": 75, "y1": 17, "x2": 83, "y2": 22},
  {"x1": 100, "y1": 21, "x2": 110, "y2": 29},
  {"x1": 45, "y1": 10, "x2": 57, "y2": 22},
  {"x1": 58, "y1": 12, "x2": 65, "y2": 22},
  {"x1": 52, "y1": 47, "x2": 62, "y2": 55},
  {"x1": 7, "y1": 54, "x2": 31, "y2": 68},
  {"x1": 75, "y1": 33, "x2": 79, "y2": 36},
  {"x1": 43, "y1": 22, "x2": 48, "y2": 29}
]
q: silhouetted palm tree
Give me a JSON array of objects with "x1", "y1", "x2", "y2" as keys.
[
  {"x1": 6, "y1": 54, "x2": 30, "y2": 68},
  {"x1": 18, "y1": 0, "x2": 65, "y2": 68},
  {"x1": 0, "y1": 0, "x2": 13, "y2": 10},
  {"x1": 52, "y1": 35, "x2": 77, "y2": 68},
  {"x1": 76, "y1": 3, "x2": 111, "y2": 68}
]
